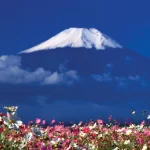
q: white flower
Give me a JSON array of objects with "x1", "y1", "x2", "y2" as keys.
[
  {"x1": 104, "y1": 131, "x2": 109, "y2": 135},
  {"x1": 16, "y1": 120, "x2": 23, "y2": 126},
  {"x1": 113, "y1": 140, "x2": 119, "y2": 145},
  {"x1": 89, "y1": 123, "x2": 97, "y2": 130},
  {"x1": 97, "y1": 134, "x2": 103, "y2": 139},
  {"x1": 2, "y1": 106, "x2": 23, "y2": 130},
  {"x1": 129, "y1": 124, "x2": 135, "y2": 129},
  {"x1": 50, "y1": 140, "x2": 58, "y2": 145},
  {"x1": 113, "y1": 147, "x2": 119, "y2": 150},
  {"x1": 116, "y1": 127, "x2": 125, "y2": 132},
  {"x1": 32, "y1": 127, "x2": 43, "y2": 136},
  {"x1": 2, "y1": 116, "x2": 23, "y2": 130},
  {"x1": 88, "y1": 143, "x2": 96, "y2": 150},
  {"x1": 142, "y1": 144, "x2": 147, "y2": 150},
  {"x1": 71, "y1": 124, "x2": 76, "y2": 128},
  {"x1": 131, "y1": 111, "x2": 135, "y2": 115},
  {"x1": 24, "y1": 132, "x2": 33, "y2": 142},
  {"x1": 136, "y1": 124, "x2": 144, "y2": 131},
  {"x1": 50, "y1": 138, "x2": 64, "y2": 146},
  {"x1": 50, "y1": 141, "x2": 56, "y2": 145},
  {"x1": 0, "y1": 116, "x2": 2, "y2": 122},
  {"x1": 79, "y1": 131, "x2": 86, "y2": 137},
  {"x1": 92, "y1": 131, "x2": 98, "y2": 135},
  {"x1": 18, "y1": 133, "x2": 33, "y2": 149},
  {"x1": 78, "y1": 121, "x2": 82, "y2": 126},
  {"x1": 147, "y1": 115, "x2": 150, "y2": 120},
  {"x1": 19, "y1": 140, "x2": 27, "y2": 149},
  {"x1": 4, "y1": 106, "x2": 18, "y2": 113},
  {"x1": 71, "y1": 142, "x2": 79, "y2": 148},
  {"x1": 126, "y1": 129, "x2": 132, "y2": 135},
  {"x1": 124, "y1": 140, "x2": 130, "y2": 145}
]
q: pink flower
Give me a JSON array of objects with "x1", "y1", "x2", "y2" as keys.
[
  {"x1": 108, "y1": 115, "x2": 112, "y2": 120},
  {"x1": 54, "y1": 125, "x2": 63, "y2": 132},
  {"x1": 144, "y1": 129, "x2": 149, "y2": 135},
  {"x1": 51, "y1": 119, "x2": 55, "y2": 124},
  {"x1": 48, "y1": 133, "x2": 53, "y2": 138},
  {"x1": 28, "y1": 121, "x2": 33, "y2": 125},
  {"x1": 136, "y1": 137, "x2": 144, "y2": 144},
  {"x1": 36, "y1": 118, "x2": 41, "y2": 124},
  {"x1": 140, "y1": 120, "x2": 145, "y2": 125},
  {"x1": 97, "y1": 119, "x2": 103, "y2": 125},
  {"x1": 42, "y1": 120, "x2": 46, "y2": 125}
]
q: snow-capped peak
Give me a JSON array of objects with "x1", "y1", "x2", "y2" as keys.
[{"x1": 20, "y1": 28, "x2": 122, "y2": 53}]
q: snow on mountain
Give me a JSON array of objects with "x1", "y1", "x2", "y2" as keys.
[{"x1": 20, "y1": 28, "x2": 122, "y2": 53}]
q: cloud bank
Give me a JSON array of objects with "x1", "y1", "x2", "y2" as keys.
[
  {"x1": 91, "y1": 73, "x2": 148, "y2": 89},
  {"x1": 0, "y1": 55, "x2": 148, "y2": 88},
  {"x1": 0, "y1": 55, "x2": 79, "y2": 85}
]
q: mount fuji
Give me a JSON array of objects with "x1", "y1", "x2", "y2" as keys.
[
  {"x1": 20, "y1": 28, "x2": 122, "y2": 53},
  {"x1": 19, "y1": 28, "x2": 150, "y2": 77},
  {"x1": 10, "y1": 28, "x2": 150, "y2": 120}
]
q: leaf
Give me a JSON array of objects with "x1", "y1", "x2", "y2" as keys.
[{"x1": 0, "y1": 133, "x2": 5, "y2": 140}]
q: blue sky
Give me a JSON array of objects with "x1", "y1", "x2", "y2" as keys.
[{"x1": 0, "y1": 0, "x2": 150, "y2": 57}]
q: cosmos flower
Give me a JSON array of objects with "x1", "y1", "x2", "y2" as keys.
[
  {"x1": 97, "y1": 119, "x2": 103, "y2": 125},
  {"x1": 142, "y1": 144, "x2": 147, "y2": 150},
  {"x1": 124, "y1": 140, "x2": 130, "y2": 145},
  {"x1": 147, "y1": 115, "x2": 150, "y2": 120},
  {"x1": 19, "y1": 132, "x2": 33, "y2": 149},
  {"x1": 2, "y1": 106, "x2": 23, "y2": 130},
  {"x1": 79, "y1": 131, "x2": 86, "y2": 137},
  {"x1": 2, "y1": 116, "x2": 23, "y2": 129},
  {"x1": 35, "y1": 118, "x2": 41, "y2": 124},
  {"x1": 24, "y1": 132, "x2": 33, "y2": 142},
  {"x1": 51, "y1": 119, "x2": 55, "y2": 124},
  {"x1": 113, "y1": 147, "x2": 119, "y2": 150},
  {"x1": 31, "y1": 127, "x2": 43, "y2": 136},
  {"x1": 131, "y1": 110, "x2": 135, "y2": 115},
  {"x1": 126, "y1": 129, "x2": 132, "y2": 135},
  {"x1": 83, "y1": 127, "x2": 90, "y2": 133},
  {"x1": 4, "y1": 106, "x2": 18, "y2": 115},
  {"x1": 88, "y1": 143, "x2": 96, "y2": 150}
]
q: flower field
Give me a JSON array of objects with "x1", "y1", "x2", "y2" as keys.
[{"x1": 0, "y1": 106, "x2": 150, "y2": 150}]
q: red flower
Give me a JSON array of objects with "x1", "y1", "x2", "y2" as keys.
[
  {"x1": 83, "y1": 127, "x2": 90, "y2": 133},
  {"x1": 0, "y1": 120, "x2": 4, "y2": 125},
  {"x1": 91, "y1": 133, "x2": 97, "y2": 138},
  {"x1": 19, "y1": 124, "x2": 26, "y2": 133},
  {"x1": 0, "y1": 127, "x2": 4, "y2": 133},
  {"x1": 0, "y1": 113, "x2": 7, "y2": 117}
]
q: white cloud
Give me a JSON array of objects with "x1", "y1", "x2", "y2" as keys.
[
  {"x1": 0, "y1": 55, "x2": 79, "y2": 85},
  {"x1": 0, "y1": 55, "x2": 21, "y2": 68},
  {"x1": 43, "y1": 70, "x2": 79, "y2": 85},
  {"x1": 128, "y1": 75, "x2": 140, "y2": 81},
  {"x1": 92, "y1": 73, "x2": 113, "y2": 82},
  {"x1": 92, "y1": 73, "x2": 144, "y2": 88}
]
